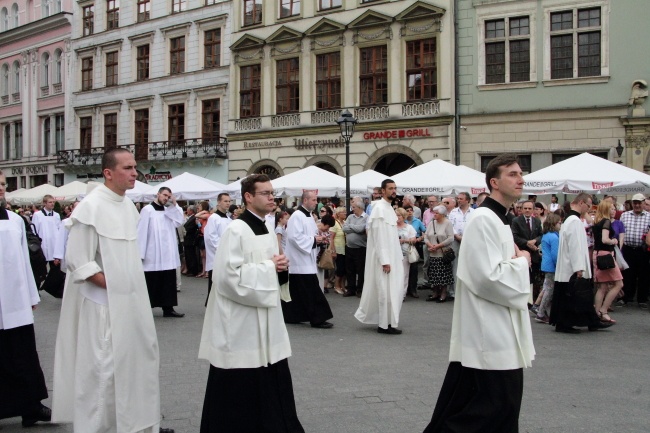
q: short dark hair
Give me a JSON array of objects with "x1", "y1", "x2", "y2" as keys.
[
  {"x1": 571, "y1": 192, "x2": 592, "y2": 205},
  {"x1": 241, "y1": 174, "x2": 270, "y2": 206},
  {"x1": 457, "y1": 192, "x2": 470, "y2": 202},
  {"x1": 381, "y1": 179, "x2": 395, "y2": 190},
  {"x1": 101, "y1": 148, "x2": 132, "y2": 172},
  {"x1": 403, "y1": 204, "x2": 413, "y2": 211},
  {"x1": 158, "y1": 186, "x2": 171, "y2": 194},
  {"x1": 320, "y1": 214, "x2": 335, "y2": 228},
  {"x1": 485, "y1": 154, "x2": 519, "y2": 192},
  {"x1": 521, "y1": 200, "x2": 534, "y2": 207},
  {"x1": 217, "y1": 192, "x2": 230, "y2": 202}
]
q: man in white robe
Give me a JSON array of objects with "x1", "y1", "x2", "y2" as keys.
[
  {"x1": 137, "y1": 187, "x2": 185, "y2": 317},
  {"x1": 31, "y1": 194, "x2": 61, "y2": 263},
  {"x1": 0, "y1": 171, "x2": 51, "y2": 427},
  {"x1": 199, "y1": 174, "x2": 303, "y2": 433},
  {"x1": 282, "y1": 190, "x2": 334, "y2": 328},
  {"x1": 355, "y1": 179, "x2": 405, "y2": 334},
  {"x1": 424, "y1": 154, "x2": 535, "y2": 433},
  {"x1": 203, "y1": 192, "x2": 232, "y2": 304},
  {"x1": 52, "y1": 149, "x2": 174, "y2": 433},
  {"x1": 550, "y1": 193, "x2": 612, "y2": 334}
]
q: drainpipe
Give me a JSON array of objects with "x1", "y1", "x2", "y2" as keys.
[{"x1": 454, "y1": 0, "x2": 461, "y2": 165}]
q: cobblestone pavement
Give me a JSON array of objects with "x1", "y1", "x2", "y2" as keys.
[{"x1": 2, "y1": 273, "x2": 649, "y2": 432}]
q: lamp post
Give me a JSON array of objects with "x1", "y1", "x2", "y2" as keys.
[
  {"x1": 336, "y1": 109, "x2": 357, "y2": 212},
  {"x1": 615, "y1": 139, "x2": 624, "y2": 164}
]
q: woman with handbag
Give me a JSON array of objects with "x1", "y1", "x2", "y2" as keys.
[
  {"x1": 423, "y1": 205, "x2": 454, "y2": 303},
  {"x1": 396, "y1": 208, "x2": 417, "y2": 300},
  {"x1": 592, "y1": 201, "x2": 622, "y2": 324}
]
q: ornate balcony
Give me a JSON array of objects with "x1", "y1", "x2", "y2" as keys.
[
  {"x1": 53, "y1": 83, "x2": 62, "y2": 94},
  {"x1": 12, "y1": 92, "x2": 20, "y2": 103},
  {"x1": 311, "y1": 110, "x2": 340, "y2": 125},
  {"x1": 1, "y1": 95, "x2": 8, "y2": 105},
  {"x1": 234, "y1": 117, "x2": 262, "y2": 132},
  {"x1": 402, "y1": 100, "x2": 440, "y2": 117},
  {"x1": 271, "y1": 113, "x2": 300, "y2": 128},
  {"x1": 354, "y1": 105, "x2": 389, "y2": 121},
  {"x1": 56, "y1": 137, "x2": 228, "y2": 166},
  {"x1": 41, "y1": 86, "x2": 50, "y2": 97}
]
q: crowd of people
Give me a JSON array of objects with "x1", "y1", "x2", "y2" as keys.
[{"x1": 2, "y1": 149, "x2": 650, "y2": 432}]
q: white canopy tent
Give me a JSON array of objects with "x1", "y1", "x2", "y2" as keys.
[
  {"x1": 523, "y1": 153, "x2": 650, "y2": 195},
  {"x1": 81, "y1": 180, "x2": 151, "y2": 202},
  {"x1": 51, "y1": 181, "x2": 89, "y2": 203},
  {"x1": 224, "y1": 175, "x2": 252, "y2": 200},
  {"x1": 271, "y1": 166, "x2": 345, "y2": 197},
  {"x1": 6, "y1": 183, "x2": 59, "y2": 206},
  {"x1": 391, "y1": 159, "x2": 489, "y2": 196},
  {"x1": 5, "y1": 188, "x2": 25, "y2": 200},
  {"x1": 141, "y1": 172, "x2": 229, "y2": 201},
  {"x1": 339, "y1": 170, "x2": 388, "y2": 197}
]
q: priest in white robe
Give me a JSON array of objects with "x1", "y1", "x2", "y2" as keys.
[
  {"x1": 31, "y1": 194, "x2": 61, "y2": 263},
  {"x1": 550, "y1": 193, "x2": 611, "y2": 333},
  {"x1": 137, "y1": 187, "x2": 185, "y2": 317},
  {"x1": 355, "y1": 179, "x2": 405, "y2": 334},
  {"x1": 0, "y1": 171, "x2": 51, "y2": 428},
  {"x1": 424, "y1": 155, "x2": 535, "y2": 433},
  {"x1": 199, "y1": 174, "x2": 304, "y2": 433},
  {"x1": 52, "y1": 149, "x2": 174, "y2": 433},
  {"x1": 203, "y1": 192, "x2": 232, "y2": 305},
  {"x1": 282, "y1": 190, "x2": 334, "y2": 328}
]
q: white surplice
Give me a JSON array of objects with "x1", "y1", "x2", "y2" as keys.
[
  {"x1": 52, "y1": 185, "x2": 161, "y2": 433},
  {"x1": 0, "y1": 211, "x2": 39, "y2": 330},
  {"x1": 355, "y1": 198, "x2": 405, "y2": 328},
  {"x1": 31, "y1": 209, "x2": 61, "y2": 261},
  {"x1": 204, "y1": 212, "x2": 232, "y2": 273},
  {"x1": 449, "y1": 207, "x2": 535, "y2": 370},
  {"x1": 555, "y1": 214, "x2": 592, "y2": 282},
  {"x1": 199, "y1": 219, "x2": 291, "y2": 369},
  {"x1": 285, "y1": 207, "x2": 318, "y2": 275},
  {"x1": 137, "y1": 203, "x2": 183, "y2": 272}
]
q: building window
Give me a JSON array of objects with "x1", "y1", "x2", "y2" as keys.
[
  {"x1": 202, "y1": 99, "x2": 220, "y2": 139},
  {"x1": 550, "y1": 7, "x2": 601, "y2": 79},
  {"x1": 11, "y1": 3, "x2": 18, "y2": 27},
  {"x1": 41, "y1": 52, "x2": 50, "y2": 88},
  {"x1": 104, "y1": 113, "x2": 117, "y2": 148},
  {"x1": 83, "y1": 5, "x2": 94, "y2": 36},
  {"x1": 172, "y1": 0, "x2": 186, "y2": 14},
  {"x1": 137, "y1": 0, "x2": 150, "y2": 22},
  {"x1": 204, "y1": 29, "x2": 221, "y2": 69},
  {"x1": 484, "y1": 16, "x2": 530, "y2": 84},
  {"x1": 137, "y1": 45, "x2": 149, "y2": 81},
  {"x1": 55, "y1": 114, "x2": 64, "y2": 152},
  {"x1": 315, "y1": 52, "x2": 340, "y2": 111},
  {"x1": 53, "y1": 50, "x2": 62, "y2": 84},
  {"x1": 42, "y1": 0, "x2": 50, "y2": 17},
  {"x1": 280, "y1": 0, "x2": 299, "y2": 18},
  {"x1": 168, "y1": 104, "x2": 185, "y2": 143},
  {"x1": 240, "y1": 64, "x2": 261, "y2": 118},
  {"x1": 135, "y1": 109, "x2": 149, "y2": 145},
  {"x1": 54, "y1": 173, "x2": 64, "y2": 187},
  {"x1": 319, "y1": 0, "x2": 341, "y2": 10},
  {"x1": 359, "y1": 45, "x2": 388, "y2": 106},
  {"x1": 170, "y1": 36, "x2": 185, "y2": 75},
  {"x1": 106, "y1": 51, "x2": 118, "y2": 87},
  {"x1": 80, "y1": 117, "x2": 92, "y2": 152},
  {"x1": 3, "y1": 125, "x2": 9, "y2": 160},
  {"x1": 81, "y1": 57, "x2": 93, "y2": 91},
  {"x1": 1, "y1": 8, "x2": 8, "y2": 31},
  {"x1": 107, "y1": 0, "x2": 119, "y2": 30},
  {"x1": 14, "y1": 122, "x2": 22, "y2": 159},
  {"x1": 243, "y1": 0, "x2": 262, "y2": 26},
  {"x1": 43, "y1": 118, "x2": 51, "y2": 156},
  {"x1": 1, "y1": 64, "x2": 8, "y2": 97},
  {"x1": 406, "y1": 38, "x2": 437, "y2": 100},
  {"x1": 481, "y1": 154, "x2": 531, "y2": 174},
  {"x1": 276, "y1": 58, "x2": 299, "y2": 114},
  {"x1": 12, "y1": 61, "x2": 19, "y2": 94}
]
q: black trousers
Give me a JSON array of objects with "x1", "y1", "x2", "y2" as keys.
[
  {"x1": 184, "y1": 241, "x2": 200, "y2": 276},
  {"x1": 408, "y1": 262, "x2": 419, "y2": 294},
  {"x1": 622, "y1": 246, "x2": 650, "y2": 304},
  {"x1": 345, "y1": 246, "x2": 366, "y2": 294}
]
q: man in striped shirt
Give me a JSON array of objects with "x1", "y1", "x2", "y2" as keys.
[{"x1": 619, "y1": 193, "x2": 650, "y2": 308}]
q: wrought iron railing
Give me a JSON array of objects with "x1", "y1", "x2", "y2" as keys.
[
  {"x1": 402, "y1": 100, "x2": 440, "y2": 117},
  {"x1": 56, "y1": 137, "x2": 228, "y2": 166}
]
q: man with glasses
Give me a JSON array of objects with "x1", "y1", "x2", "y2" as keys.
[
  {"x1": 282, "y1": 191, "x2": 334, "y2": 329},
  {"x1": 343, "y1": 198, "x2": 368, "y2": 298},
  {"x1": 619, "y1": 193, "x2": 650, "y2": 308},
  {"x1": 511, "y1": 200, "x2": 543, "y2": 305},
  {"x1": 448, "y1": 193, "x2": 473, "y2": 299},
  {"x1": 199, "y1": 174, "x2": 304, "y2": 432},
  {"x1": 419, "y1": 196, "x2": 439, "y2": 291}
]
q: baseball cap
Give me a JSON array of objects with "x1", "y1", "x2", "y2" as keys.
[{"x1": 631, "y1": 193, "x2": 646, "y2": 202}]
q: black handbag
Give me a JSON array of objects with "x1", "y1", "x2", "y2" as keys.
[
  {"x1": 596, "y1": 253, "x2": 615, "y2": 270},
  {"x1": 442, "y1": 247, "x2": 456, "y2": 263}
]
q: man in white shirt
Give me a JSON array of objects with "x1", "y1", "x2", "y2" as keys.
[
  {"x1": 419, "y1": 195, "x2": 439, "y2": 290},
  {"x1": 138, "y1": 187, "x2": 185, "y2": 318},
  {"x1": 448, "y1": 192, "x2": 473, "y2": 298},
  {"x1": 403, "y1": 194, "x2": 421, "y2": 220},
  {"x1": 203, "y1": 193, "x2": 232, "y2": 304},
  {"x1": 32, "y1": 194, "x2": 62, "y2": 286}
]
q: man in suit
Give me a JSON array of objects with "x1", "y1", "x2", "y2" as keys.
[
  {"x1": 183, "y1": 206, "x2": 200, "y2": 277},
  {"x1": 511, "y1": 200, "x2": 543, "y2": 302}
]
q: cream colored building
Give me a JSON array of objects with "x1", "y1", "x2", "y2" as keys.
[{"x1": 227, "y1": 0, "x2": 456, "y2": 182}]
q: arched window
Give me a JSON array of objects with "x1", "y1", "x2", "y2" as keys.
[
  {"x1": 1, "y1": 8, "x2": 8, "y2": 31},
  {"x1": 53, "y1": 49, "x2": 62, "y2": 84},
  {"x1": 42, "y1": 0, "x2": 50, "y2": 17},
  {"x1": 11, "y1": 3, "x2": 18, "y2": 27},
  {"x1": 55, "y1": 0, "x2": 61, "y2": 13},
  {"x1": 41, "y1": 52, "x2": 50, "y2": 87},
  {"x1": 12, "y1": 61, "x2": 20, "y2": 94},
  {"x1": 1, "y1": 64, "x2": 8, "y2": 97}
]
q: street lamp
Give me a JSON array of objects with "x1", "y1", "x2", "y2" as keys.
[
  {"x1": 336, "y1": 109, "x2": 357, "y2": 212},
  {"x1": 615, "y1": 139, "x2": 624, "y2": 164}
]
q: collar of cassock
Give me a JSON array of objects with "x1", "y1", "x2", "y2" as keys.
[
  {"x1": 480, "y1": 197, "x2": 509, "y2": 225},
  {"x1": 151, "y1": 201, "x2": 164, "y2": 211},
  {"x1": 0, "y1": 205, "x2": 8, "y2": 220},
  {"x1": 216, "y1": 210, "x2": 227, "y2": 218},
  {"x1": 298, "y1": 206, "x2": 311, "y2": 217},
  {"x1": 239, "y1": 209, "x2": 269, "y2": 235}
]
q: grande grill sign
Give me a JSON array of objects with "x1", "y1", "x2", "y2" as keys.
[{"x1": 363, "y1": 128, "x2": 431, "y2": 140}]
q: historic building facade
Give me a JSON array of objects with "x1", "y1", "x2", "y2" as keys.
[
  {"x1": 457, "y1": 0, "x2": 650, "y2": 175},
  {"x1": 227, "y1": 0, "x2": 455, "y2": 181},
  {"x1": 59, "y1": 0, "x2": 232, "y2": 185},
  {"x1": 0, "y1": 0, "x2": 72, "y2": 191}
]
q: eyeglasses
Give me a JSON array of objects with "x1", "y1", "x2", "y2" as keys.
[
  {"x1": 320, "y1": 209, "x2": 327, "y2": 213},
  {"x1": 253, "y1": 190, "x2": 275, "y2": 197}
]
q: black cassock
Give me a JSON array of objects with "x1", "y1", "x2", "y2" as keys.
[{"x1": 200, "y1": 210, "x2": 302, "y2": 433}]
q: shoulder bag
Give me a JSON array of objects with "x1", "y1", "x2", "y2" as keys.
[
  {"x1": 596, "y1": 252, "x2": 615, "y2": 270},
  {"x1": 433, "y1": 220, "x2": 455, "y2": 263},
  {"x1": 407, "y1": 244, "x2": 420, "y2": 263}
]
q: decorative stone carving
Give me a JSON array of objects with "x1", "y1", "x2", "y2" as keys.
[{"x1": 628, "y1": 79, "x2": 648, "y2": 117}]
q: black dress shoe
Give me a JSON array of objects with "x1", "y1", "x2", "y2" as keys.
[
  {"x1": 163, "y1": 310, "x2": 185, "y2": 318},
  {"x1": 377, "y1": 326, "x2": 402, "y2": 335},
  {"x1": 22, "y1": 404, "x2": 51, "y2": 427},
  {"x1": 342, "y1": 290, "x2": 356, "y2": 297},
  {"x1": 311, "y1": 321, "x2": 333, "y2": 329},
  {"x1": 588, "y1": 322, "x2": 613, "y2": 331},
  {"x1": 555, "y1": 326, "x2": 580, "y2": 334},
  {"x1": 160, "y1": 428, "x2": 175, "y2": 433}
]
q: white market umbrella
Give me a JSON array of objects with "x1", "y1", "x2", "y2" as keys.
[
  {"x1": 224, "y1": 175, "x2": 252, "y2": 200},
  {"x1": 391, "y1": 159, "x2": 489, "y2": 196},
  {"x1": 523, "y1": 152, "x2": 650, "y2": 195},
  {"x1": 272, "y1": 166, "x2": 345, "y2": 197},
  {"x1": 141, "y1": 172, "x2": 228, "y2": 201},
  {"x1": 5, "y1": 188, "x2": 25, "y2": 200},
  {"x1": 125, "y1": 180, "x2": 151, "y2": 202},
  {"x1": 339, "y1": 170, "x2": 388, "y2": 197},
  {"x1": 6, "y1": 183, "x2": 59, "y2": 206},
  {"x1": 52, "y1": 181, "x2": 89, "y2": 203}
]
